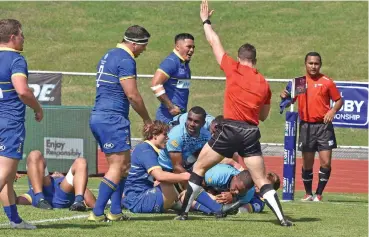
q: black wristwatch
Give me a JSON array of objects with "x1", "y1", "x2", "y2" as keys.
[{"x1": 202, "y1": 19, "x2": 211, "y2": 25}]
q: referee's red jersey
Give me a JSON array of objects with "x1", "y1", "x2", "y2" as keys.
[
  {"x1": 296, "y1": 74, "x2": 341, "y2": 123},
  {"x1": 220, "y1": 53, "x2": 271, "y2": 126}
]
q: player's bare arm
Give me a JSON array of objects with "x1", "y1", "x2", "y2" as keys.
[
  {"x1": 150, "y1": 168, "x2": 190, "y2": 183},
  {"x1": 169, "y1": 152, "x2": 188, "y2": 174},
  {"x1": 12, "y1": 75, "x2": 43, "y2": 122},
  {"x1": 259, "y1": 104, "x2": 271, "y2": 121},
  {"x1": 120, "y1": 78, "x2": 152, "y2": 124},
  {"x1": 151, "y1": 70, "x2": 181, "y2": 115},
  {"x1": 200, "y1": 0, "x2": 225, "y2": 65}
]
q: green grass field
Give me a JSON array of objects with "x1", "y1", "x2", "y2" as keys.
[
  {"x1": 2, "y1": 1, "x2": 368, "y2": 145},
  {"x1": 0, "y1": 2, "x2": 367, "y2": 236},
  {"x1": 0, "y1": 177, "x2": 367, "y2": 237}
]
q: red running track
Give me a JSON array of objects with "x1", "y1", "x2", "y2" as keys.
[{"x1": 240, "y1": 156, "x2": 368, "y2": 194}]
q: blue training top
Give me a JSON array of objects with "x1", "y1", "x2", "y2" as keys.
[
  {"x1": 92, "y1": 44, "x2": 137, "y2": 118},
  {"x1": 204, "y1": 164, "x2": 255, "y2": 204},
  {"x1": 0, "y1": 47, "x2": 28, "y2": 122},
  {"x1": 158, "y1": 123, "x2": 210, "y2": 171}
]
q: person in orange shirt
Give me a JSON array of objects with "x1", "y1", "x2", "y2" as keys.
[
  {"x1": 177, "y1": 0, "x2": 293, "y2": 227},
  {"x1": 280, "y1": 52, "x2": 343, "y2": 202}
]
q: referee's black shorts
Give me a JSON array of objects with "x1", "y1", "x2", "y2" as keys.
[
  {"x1": 298, "y1": 121, "x2": 337, "y2": 152},
  {"x1": 208, "y1": 119, "x2": 262, "y2": 158}
]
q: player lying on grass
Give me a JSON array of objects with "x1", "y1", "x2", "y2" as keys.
[
  {"x1": 122, "y1": 120, "x2": 240, "y2": 217},
  {"x1": 181, "y1": 164, "x2": 280, "y2": 215},
  {"x1": 178, "y1": 163, "x2": 253, "y2": 215},
  {"x1": 16, "y1": 150, "x2": 96, "y2": 211}
]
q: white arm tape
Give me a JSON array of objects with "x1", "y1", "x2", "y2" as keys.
[
  {"x1": 44, "y1": 166, "x2": 49, "y2": 177},
  {"x1": 155, "y1": 89, "x2": 166, "y2": 97},
  {"x1": 151, "y1": 84, "x2": 164, "y2": 91}
]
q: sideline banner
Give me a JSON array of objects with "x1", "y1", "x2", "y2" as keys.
[
  {"x1": 28, "y1": 73, "x2": 62, "y2": 105},
  {"x1": 332, "y1": 83, "x2": 368, "y2": 129}
]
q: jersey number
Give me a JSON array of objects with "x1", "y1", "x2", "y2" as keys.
[{"x1": 96, "y1": 65, "x2": 104, "y2": 88}]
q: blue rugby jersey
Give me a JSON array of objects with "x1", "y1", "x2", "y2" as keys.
[
  {"x1": 157, "y1": 123, "x2": 211, "y2": 171},
  {"x1": 123, "y1": 141, "x2": 162, "y2": 196},
  {"x1": 247, "y1": 193, "x2": 265, "y2": 212},
  {"x1": 157, "y1": 50, "x2": 191, "y2": 113},
  {"x1": 0, "y1": 47, "x2": 28, "y2": 121},
  {"x1": 92, "y1": 44, "x2": 137, "y2": 118}
]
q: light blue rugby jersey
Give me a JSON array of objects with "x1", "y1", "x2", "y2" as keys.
[
  {"x1": 157, "y1": 50, "x2": 191, "y2": 112},
  {"x1": 205, "y1": 164, "x2": 255, "y2": 204},
  {"x1": 157, "y1": 123, "x2": 211, "y2": 171},
  {"x1": 0, "y1": 47, "x2": 28, "y2": 122},
  {"x1": 171, "y1": 112, "x2": 215, "y2": 131},
  {"x1": 92, "y1": 44, "x2": 137, "y2": 118}
]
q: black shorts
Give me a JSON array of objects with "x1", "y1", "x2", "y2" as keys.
[
  {"x1": 298, "y1": 121, "x2": 337, "y2": 152},
  {"x1": 208, "y1": 119, "x2": 262, "y2": 158}
]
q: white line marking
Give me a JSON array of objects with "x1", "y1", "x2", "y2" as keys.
[{"x1": 0, "y1": 214, "x2": 89, "y2": 227}]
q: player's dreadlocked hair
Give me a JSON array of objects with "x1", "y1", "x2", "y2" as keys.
[{"x1": 142, "y1": 120, "x2": 169, "y2": 141}]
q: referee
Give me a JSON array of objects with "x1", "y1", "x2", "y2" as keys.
[
  {"x1": 177, "y1": 0, "x2": 292, "y2": 227},
  {"x1": 280, "y1": 52, "x2": 343, "y2": 202}
]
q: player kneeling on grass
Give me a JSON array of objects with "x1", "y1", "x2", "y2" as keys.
[
  {"x1": 122, "y1": 121, "x2": 240, "y2": 217},
  {"x1": 16, "y1": 150, "x2": 96, "y2": 211},
  {"x1": 122, "y1": 121, "x2": 191, "y2": 213}
]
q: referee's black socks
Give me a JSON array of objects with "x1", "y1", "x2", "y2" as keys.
[
  {"x1": 316, "y1": 166, "x2": 331, "y2": 195},
  {"x1": 302, "y1": 168, "x2": 313, "y2": 195}
]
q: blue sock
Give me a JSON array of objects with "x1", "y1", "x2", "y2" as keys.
[
  {"x1": 193, "y1": 202, "x2": 212, "y2": 214},
  {"x1": 93, "y1": 177, "x2": 118, "y2": 216},
  {"x1": 34, "y1": 192, "x2": 45, "y2": 203},
  {"x1": 75, "y1": 195, "x2": 84, "y2": 203},
  {"x1": 196, "y1": 191, "x2": 222, "y2": 213},
  {"x1": 4, "y1": 205, "x2": 22, "y2": 224},
  {"x1": 110, "y1": 178, "x2": 126, "y2": 214}
]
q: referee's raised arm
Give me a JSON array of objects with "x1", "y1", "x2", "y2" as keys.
[{"x1": 200, "y1": 0, "x2": 225, "y2": 65}]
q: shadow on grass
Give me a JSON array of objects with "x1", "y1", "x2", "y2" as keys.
[
  {"x1": 224, "y1": 215, "x2": 321, "y2": 226},
  {"x1": 327, "y1": 200, "x2": 368, "y2": 204}
]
